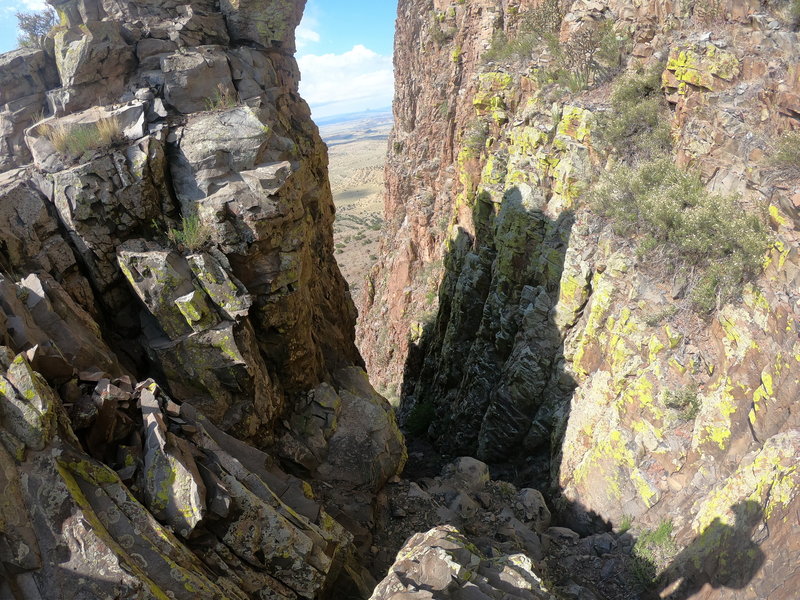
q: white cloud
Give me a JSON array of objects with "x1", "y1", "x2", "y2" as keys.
[
  {"x1": 15, "y1": 0, "x2": 50, "y2": 11},
  {"x1": 295, "y1": 5, "x2": 320, "y2": 50},
  {"x1": 296, "y1": 24, "x2": 320, "y2": 49},
  {"x1": 298, "y1": 44, "x2": 393, "y2": 119}
]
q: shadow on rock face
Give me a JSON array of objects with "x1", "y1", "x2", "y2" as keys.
[
  {"x1": 399, "y1": 183, "x2": 577, "y2": 482},
  {"x1": 655, "y1": 500, "x2": 765, "y2": 600},
  {"x1": 391, "y1": 182, "x2": 771, "y2": 599}
]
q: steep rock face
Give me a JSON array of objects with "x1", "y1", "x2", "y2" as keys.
[
  {"x1": 358, "y1": 0, "x2": 509, "y2": 401},
  {"x1": 361, "y1": 0, "x2": 799, "y2": 598},
  {"x1": 0, "y1": 0, "x2": 404, "y2": 597},
  {"x1": 7, "y1": 0, "x2": 366, "y2": 441}
]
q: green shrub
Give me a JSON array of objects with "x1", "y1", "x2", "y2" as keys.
[
  {"x1": 430, "y1": 11, "x2": 457, "y2": 46},
  {"x1": 596, "y1": 64, "x2": 672, "y2": 161},
  {"x1": 483, "y1": 0, "x2": 564, "y2": 63},
  {"x1": 463, "y1": 120, "x2": 489, "y2": 154},
  {"x1": 168, "y1": 213, "x2": 211, "y2": 252},
  {"x1": 405, "y1": 400, "x2": 435, "y2": 436},
  {"x1": 772, "y1": 131, "x2": 800, "y2": 177},
  {"x1": 664, "y1": 387, "x2": 700, "y2": 420},
  {"x1": 591, "y1": 159, "x2": 771, "y2": 312},
  {"x1": 16, "y1": 8, "x2": 56, "y2": 49},
  {"x1": 559, "y1": 22, "x2": 627, "y2": 87},
  {"x1": 483, "y1": 0, "x2": 625, "y2": 92}
]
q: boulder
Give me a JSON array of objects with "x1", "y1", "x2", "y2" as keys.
[
  {"x1": 369, "y1": 526, "x2": 554, "y2": 600},
  {"x1": 162, "y1": 47, "x2": 235, "y2": 114}
]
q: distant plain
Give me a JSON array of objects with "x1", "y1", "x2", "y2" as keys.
[{"x1": 320, "y1": 111, "x2": 392, "y2": 298}]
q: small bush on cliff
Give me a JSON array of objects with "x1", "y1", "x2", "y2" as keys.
[
  {"x1": 168, "y1": 213, "x2": 212, "y2": 252},
  {"x1": 40, "y1": 116, "x2": 122, "y2": 158},
  {"x1": 405, "y1": 400, "x2": 435, "y2": 437},
  {"x1": 664, "y1": 386, "x2": 700, "y2": 420},
  {"x1": 772, "y1": 131, "x2": 800, "y2": 178},
  {"x1": 204, "y1": 84, "x2": 239, "y2": 111},
  {"x1": 430, "y1": 11, "x2": 457, "y2": 46},
  {"x1": 596, "y1": 64, "x2": 672, "y2": 162},
  {"x1": 16, "y1": 8, "x2": 57, "y2": 49},
  {"x1": 548, "y1": 22, "x2": 627, "y2": 90},
  {"x1": 591, "y1": 159, "x2": 771, "y2": 312},
  {"x1": 462, "y1": 120, "x2": 489, "y2": 154},
  {"x1": 483, "y1": 0, "x2": 564, "y2": 62}
]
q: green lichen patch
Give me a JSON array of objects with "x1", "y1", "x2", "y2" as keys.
[{"x1": 665, "y1": 43, "x2": 740, "y2": 94}]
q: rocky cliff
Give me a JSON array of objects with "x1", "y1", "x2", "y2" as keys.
[
  {"x1": 0, "y1": 0, "x2": 406, "y2": 597},
  {"x1": 359, "y1": 0, "x2": 799, "y2": 598}
]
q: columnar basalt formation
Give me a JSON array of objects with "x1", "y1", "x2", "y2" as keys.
[
  {"x1": 0, "y1": 0, "x2": 405, "y2": 597},
  {"x1": 359, "y1": 0, "x2": 799, "y2": 598}
]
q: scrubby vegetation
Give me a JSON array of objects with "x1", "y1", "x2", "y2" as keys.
[
  {"x1": 39, "y1": 116, "x2": 122, "y2": 158},
  {"x1": 664, "y1": 386, "x2": 701, "y2": 420},
  {"x1": 430, "y1": 11, "x2": 457, "y2": 46},
  {"x1": 631, "y1": 520, "x2": 679, "y2": 586},
  {"x1": 462, "y1": 119, "x2": 489, "y2": 154},
  {"x1": 590, "y1": 66, "x2": 771, "y2": 312},
  {"x1": 538, "y1": 22, "x2": 628, "y2": 92},
  {"x1": 204, "y1": 84, "x2": 239, "y2": 111},
  {"x1": 16, "y1": 8, "x2": 57, "y2": 49},
  {"x1": 595, "y1": 64, "x2": 672, "y2": 162},
  {"x1": 590, "y1": 158, "x2": 771, "y2": 312},
  {"x1": 168, "y1": 213, "x2": 212, "y2": 252},
  {"x1": 483, "y1": 0, "x2": 564, "y2": 63},
  {"x1": 483, "y1": 0, "x2": 626, "y2": 91},
  {"x1": 772, "y1": 130, "x2": 800, "y2": 177}
]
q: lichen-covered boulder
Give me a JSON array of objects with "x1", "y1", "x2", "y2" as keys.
[
  {"x1": 162, "y1": 47, "x2": 236, "y2": 114},
  {"x1": 51, "y1": 20, "x2": 136, "y2": 114},
  {"x1": 220, "y1": 0, "x2": 306, "y2": 50},
  {"x1": 117, "y1": 240, "x2": 278, "y2": 437},
  {"x1": 0, "y1": 48, "x2": 57, "y2": 172},
  {"x1": 370, "y1": 526, "x2": 555, "y2": 600}
]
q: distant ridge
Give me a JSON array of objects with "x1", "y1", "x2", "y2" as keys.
[{"x1": 315, "y1": 107, "x2": 393, "y2": 126}]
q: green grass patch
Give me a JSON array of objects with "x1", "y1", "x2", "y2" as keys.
[
  {"x1": 168, "y1": 213, "x2": 212, "y2": 252},
  {"x1": 39, "y1": 116, "x2": 122, "y2": 158},
  {"x1": 204, "y1": 84, "x2": 239, "y2": 111},
  {"x1": 618, "y1": 514, "x2": 634, "y2": 534},
  {"x1": 631, "y1": 519, "x2": 679, "y2": 587}
]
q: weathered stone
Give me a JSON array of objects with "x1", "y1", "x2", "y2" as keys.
[
  {"x1": 0, "y1": 48, "x2": 58, "y2": 172},
  {"x1": 370, "y1": 526, "x2": 553, "y2": 600},
  {"x1": 220, "y1": 0, "x2": 305, "y2": 50},
  {"x1": 162, "y1": 47, "x2": 235, "y2": 114},
  {"x1": 187, "y1": 252, "x2": 252, "y2": 319},
  {"x1": 140, "y1": 384, "x2": 206, "y2": 537},
  {"x1": 50, "y1": 20, "x2": 135, "y2": 114}
]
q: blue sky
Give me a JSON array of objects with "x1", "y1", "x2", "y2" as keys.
[
  {"x1": 0, "y1": 0, "x2": 49, "y2": 52},
  {"x1": 296, "y1": 0, "x2": 397, "y2": 118}
]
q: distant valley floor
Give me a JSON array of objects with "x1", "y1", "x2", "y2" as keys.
[{"x1": 320, "y1": 111, "x2": 392, "y2": 298}]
